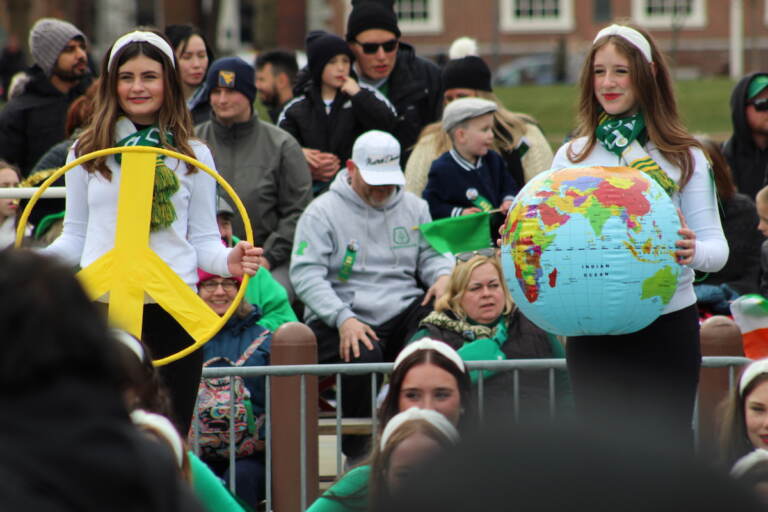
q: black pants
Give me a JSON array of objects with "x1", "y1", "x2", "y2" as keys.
[
  {"x1": 142, "y1": 304, "x2": 203, "y2": 434},
  {"x1": 309, "y1": 295, "x2": 433, "y2": 459},
  {"x1": 566, "y1": 304, "x2": 701, "y2": 451}
]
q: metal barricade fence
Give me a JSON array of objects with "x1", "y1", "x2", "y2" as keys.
[{"x1": 194, "y1": 356, "x2": 751, "y2": 511}]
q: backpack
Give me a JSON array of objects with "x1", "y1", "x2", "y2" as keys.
[{"x1": 190, "y1": 332, "x2": 269, "y2": 460}]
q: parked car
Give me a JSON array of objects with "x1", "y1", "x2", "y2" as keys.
[{"x1": 494, "y1": 54, "x2": 560, "y2": 86}]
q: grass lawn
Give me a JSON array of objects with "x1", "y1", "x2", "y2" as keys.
[{"x1": 495, "y1": 77, "x2": 735, "y2": 148}]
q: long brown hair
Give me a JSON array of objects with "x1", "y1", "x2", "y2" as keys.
[
  {"x1": 697, "y1": 136, "x2": 736, "y2": 201},
  {"x1": 368, "y1": 418, "x2": 457, "y2": 510},
  {"x1": 568, "y1": 23, "x2": 701, "y2": 188},
  {"x1": 718, "y1": 372, "x2": 768, "y2": 468},
  {"x1": 76, "y1": 29, "x2": 195, "y2": 179}
]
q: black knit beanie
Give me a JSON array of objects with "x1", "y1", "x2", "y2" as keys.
[
  {"x1": 206, "y1": 57, "x2": 256, "y2": 103},
  {"x1": 307, "y1": 31, "x2": 355, "y2": 85},
  {"x1": 442, "y1": 56, "x2": 493, "y2": 92},
  {"x1": 346, "y1": 2, "x2": 401, "y2": 42}
]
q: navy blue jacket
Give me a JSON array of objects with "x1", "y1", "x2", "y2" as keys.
[
  {"x1": 203, "y1": 306, "x2": 272, "y2": 418},
  {"x1": 423, "y1": 149, "x2": 519, "y2": 219}
]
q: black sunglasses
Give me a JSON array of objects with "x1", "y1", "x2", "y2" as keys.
[
  {"x1": 354, "y1": 39, "x2": 398, "y2": 55},
  {"x1": 456, "y1": 248, "x2": 497, "y2": 262},
  {"x1": 751, "y1": 98, "x2": 768, "y2": 112}
]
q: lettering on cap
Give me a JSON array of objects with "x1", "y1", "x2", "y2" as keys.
[{"x1": 366, "y1": 154, "x2": 398, "y2": 167}]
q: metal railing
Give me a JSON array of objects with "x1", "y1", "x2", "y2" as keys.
[
  {"x1": 0, "y1": 187, "x2": 66, "y2": 198},
  {"x1": 192, "y1": 356, "x2": 751, "y2": 511}
]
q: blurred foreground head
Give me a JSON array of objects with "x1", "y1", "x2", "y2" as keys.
[
  {"x1": 0, "y1": 248, "x2": 120, "y2": 387},
  {"x1": 383, "y1": 420, "x2": 763, "y2": 512}
]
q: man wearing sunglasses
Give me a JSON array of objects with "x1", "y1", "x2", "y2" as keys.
[
  {"x1": 345, "y1": 1, "x2": 443, "y2": 164},
  {"x1": 724, "y1": 73, "x2": 768, "y2": 199}
]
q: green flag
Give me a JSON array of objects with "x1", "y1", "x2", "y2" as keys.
[{"x1": 418, "y1": 212, "x2": 492, "y2": 254}]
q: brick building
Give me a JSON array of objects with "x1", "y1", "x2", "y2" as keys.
[{"x1": 1, "y1": 0, "x2": 766, "y2": 79}]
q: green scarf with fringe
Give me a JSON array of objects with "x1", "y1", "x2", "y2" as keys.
[
  {"x1": 595, "y1": 112, "x2": 678, "y2": 197},
  {"x1": 114, "y1": 118, "x2": 179, "y2": 231}
]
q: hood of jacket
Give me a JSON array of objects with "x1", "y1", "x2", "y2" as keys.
[
  {"x1": 728, "y1": 72, "x2": 768, "y2": 152},
  {"x1": 328, "y1": 167, "x2": 405, "y2": 213}
]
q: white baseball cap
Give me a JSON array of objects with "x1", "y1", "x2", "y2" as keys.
[{"x1": 350, "y1": 130, "x2": 406, "y2": 186}]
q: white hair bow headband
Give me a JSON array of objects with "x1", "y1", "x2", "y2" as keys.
[
  {"x1": 380, "y1": 407, "x2": 460, "y2": 450},
  {"x1": 394, "y1": 338, "x2": 466, "y2": 373},
  {"x1": 108, "y1": 30, "x2": 176, "y2": 71},
  {"x1": 739, "y1": 359, "x2": 768, "y2": 396},
  {"x1": 130, "y1": 409, "x2": 184, "y2": 468},
  {"x1": 593, "y1": 24, "x2": 653, "y2": 64}
]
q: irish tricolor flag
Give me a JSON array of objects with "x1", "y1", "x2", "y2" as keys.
[{"x1": 731, "y1": 295, "x2": 768, "y2": 359}]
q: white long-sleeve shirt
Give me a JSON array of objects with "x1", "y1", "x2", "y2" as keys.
[
  {"x1": 552, "y1": 137, "x2": 729, "y2": 314},
  {"x1": 42, "y1": 140, "x2": 230, "y2": 296}
]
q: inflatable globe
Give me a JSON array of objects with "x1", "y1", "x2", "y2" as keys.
[{"x1": 500, "y1": 166, "x2": 681, "y2": 336}]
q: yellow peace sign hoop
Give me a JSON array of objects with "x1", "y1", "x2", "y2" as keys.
[{"x1": 15, "y1": 146, "x2": 253, "y2": 367}]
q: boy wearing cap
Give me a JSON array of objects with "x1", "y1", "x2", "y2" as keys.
[
  {"x1": 290, "y1": 129, "x2": 452, "y2": 461},
  {"x1": 724, "y1": 73, "x2": 768, "y2": 199},
  {"x1": 0, "y1": 18, "x2": 92, "y2": 176},
  {"x1": 279, "y1": 31, "x2": 396, "y2": 196},
  {"x1": 195, "y1": 56, "x2": 312, "y2": 302},
  {"x1": 422, "y1": 97, "x2": 519, "y2": 219}
]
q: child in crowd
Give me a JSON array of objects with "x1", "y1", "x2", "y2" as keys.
[
  {"x1": 279, "y1": 31, "x2": 397, "y2": 195},
  {"x1": 756, "y1": 186, "x2": 768, "y2": 297},
  {"x1": 0, "y1": 160, "x2": 23, "y2": 249},
  {"x1": 422, "y1": 97, "x2": 518, "y2": 220}
]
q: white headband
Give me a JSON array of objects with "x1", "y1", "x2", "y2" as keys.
[
  {"x1": 593, "y1": 24, "x2": 653, "y2": 64},
  {"x1": 740, "y1": 359, "x2": 768, "y2": 396},
  {"x1": 394, "y1": 338, "x2": 466, "y2": 373},
  {"x1": 112, "y1": 328, "x2": 145, "y2": 361},
  {"x1": 731, "y1": 449, "x2": 768, "y2": 478},
  {"x1": 380, "y1": 407, "x2": 460, "y2": 450},
  {"x1": 108, "y1": 30, "x2": 176, "y2": 71},
  {"x1": 130, "y1": 409, "x2": 184, "y2": 468}
]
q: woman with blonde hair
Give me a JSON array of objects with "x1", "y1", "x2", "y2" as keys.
[
  {"x1": 409, "y1": 251, "x2": 568, "y2": 415},
  {"x1": 404, "y1": 38, "x2": 553, "y2": 196},
  {"x1": 551, "y1": 23, "x2": 728, "y2": 446},
  {"x1": 42, "y1": 28, "x2": 261, "y2": 433}
]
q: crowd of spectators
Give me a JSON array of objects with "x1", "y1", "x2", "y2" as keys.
[{"x1": 4, "y1": 0, "x2": 768, "y2": 509}]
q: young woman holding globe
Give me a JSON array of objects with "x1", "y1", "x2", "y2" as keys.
[{"x1": 549, "y1": 23, "x2": 728, "y2": 447}]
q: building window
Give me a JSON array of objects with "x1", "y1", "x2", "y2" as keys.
[
  {"x1": 500, "y1": 0, "x2": 575, "y2": 32},
  {"x1": 395, "y1": 0, "x2": 443, "y2": 34},
  {"x1": 631, "y1": 0, "x2": 707, "y2": 29},
  {"x1": 594, "y1": 0, "x2": 612, "y2": 22}
]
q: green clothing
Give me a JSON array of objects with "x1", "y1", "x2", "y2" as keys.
[
  {"x1": 189, "y1": 452, "x2": 247, "y2": 512},
  {"x1": 243, "y1": 266, "x2": 297, "y2": 332},
  {"x1": 232, "y1": 235, "x2": 297, "y2": 332},
  {"x1": 306, "y1": 465, "x2": 370, "y2": 512}
]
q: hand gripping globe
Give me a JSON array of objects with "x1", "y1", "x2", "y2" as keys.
[{"x1": 500, "y1": 166, "x2": 681, "y2": 336}]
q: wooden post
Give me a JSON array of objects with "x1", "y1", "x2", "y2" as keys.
[
  {"x1": 698, "y1": 315, "x2": 745, "y2": 462},
  {"x1": 271, "y1": 322, "x2": 319, "y2": 511}
]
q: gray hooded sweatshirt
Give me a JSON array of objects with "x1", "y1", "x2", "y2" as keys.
[{"x1": 290, "y1": 169, "x2": 453, "y2": 328}]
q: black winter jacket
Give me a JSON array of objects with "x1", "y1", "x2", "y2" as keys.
[
  {"x1": 278, "y1": 80, "x2": 397, "y2": 194},
  {"x1": 723, "y1": 72, "x2": 768, "y2": 198},
  {"x1": 0, "y1": 66, "x2": 92, "y2": 176},
  {"x1": 382, "y1": 42, "x2": 443, "y2": 161}
]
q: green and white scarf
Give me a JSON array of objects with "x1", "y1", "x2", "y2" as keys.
[
  {"x1": 595, "y1": 112, "x2": 678, "y2": 197},
  {"x1": 114, "y1": 117, "x2": 180, "y2": 231}
]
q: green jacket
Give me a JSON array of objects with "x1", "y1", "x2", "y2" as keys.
[
  {"x1": 306, "y1": 465, "x2": 369, "y2": 512},
  {"x1": 242, "y1": 265, "x2": 297, "y2": 333}
]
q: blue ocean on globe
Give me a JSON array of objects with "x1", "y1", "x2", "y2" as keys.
[{"x1": 500, "y1": 166, "x2": 681, "y2": 336}]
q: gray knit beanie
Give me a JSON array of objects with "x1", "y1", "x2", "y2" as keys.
[{"x1": 29, "y1": 18, "x2": 86, "y2": 76}]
